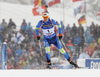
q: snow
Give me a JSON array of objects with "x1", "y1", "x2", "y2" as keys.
[
  {"x1": 0, "y1": 2, "x2": 100, "y2": 30},
  {"x1": 0, "y1": 70, "x2": 99, "y2": 77}
]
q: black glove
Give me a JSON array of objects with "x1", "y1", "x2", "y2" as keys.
[
  {"x1": 37, "y1": 36, "x2": 40, "y2": 40},
  {"x1": 59, "y1": 34, "x2": 62, "y2": 40}
]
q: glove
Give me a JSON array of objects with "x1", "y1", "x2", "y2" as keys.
[
  {"x1": 58, "y1": 34, "x2": 63, "y2": 40},
  {"x1": 37, "y1": 35, "x2": 40, "y2": 40}
]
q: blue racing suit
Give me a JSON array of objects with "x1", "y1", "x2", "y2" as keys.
[{"x1": 35, "y1": 19, "x2": 70, "y2": 63}]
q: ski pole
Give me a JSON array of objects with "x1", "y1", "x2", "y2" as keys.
[
  {"x1": 38, "y1": 40, "x2": 43, "y2": 56},
  {"x1": 60, "y1": 39, "x2": 67, "y2": 51}
]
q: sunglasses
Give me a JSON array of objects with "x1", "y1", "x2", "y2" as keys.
[{"x1": 42, "y1": 16, "x2": 49, "y2": 18}]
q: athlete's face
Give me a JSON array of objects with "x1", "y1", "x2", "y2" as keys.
[{"x1": 43, "y1": 17, "x2": 49, "y2": 22}]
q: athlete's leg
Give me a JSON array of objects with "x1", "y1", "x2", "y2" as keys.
[
  {"x1": 55, "y1": 38, "x2": 79, "y2": 68},
  {"x1": 55, "y1": 37, "x2": 70, "y2": 59},
  {"x1": 44, "y1": 39, "x2": 51, "y2": 68}
]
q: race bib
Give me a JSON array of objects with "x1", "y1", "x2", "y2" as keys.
[{"x1": 43, "y1": 27, "x2": 55, "y2": 36}]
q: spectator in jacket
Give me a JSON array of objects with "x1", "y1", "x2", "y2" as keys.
[
  {"x1": 74, "y1": 34, "x2": 81, "y2": 56},
  {"x1": 78, "y1": 24, "x2": 84, "y2": 36},
  {"x1": 1, "y1": 19, "x2": 7, "y2": 27},
  {"x1": 23, "y1": 61, "x2": 30, "y2": 69},
  {"x1": 87, "y1": 34, "x2": 95, "y2": 45},
  {"x1": 60, "y1": 21, "x2": 65, "y2": 33},
  {"x1": 74, "y1": 34, "x2": 81, "y2": 46},
  {"x1": 90, "y1": 40, "x2": 97, "y2": 53},
  {"x1": 66, "y1": 24, "x2": 71, "y2": 33},
  {"x1": 64, "y1": 33, "x2": 71, "y2": 44},
  {"x1": 97, "y1": 26, "x2": 100, "y2": 39},
  {"x1": 7, "y1": 61, "x2": 14, "y2": 69},
  {"x1": 98, "y1": 36, "x2": 100, "y2": 45},
  {"x1": 90, "y1": 22, "x2": 95, "y2": 30},
  {"x1": 0, "y1": 24, "x2": 3, "y2": 32},
  {"x1": 66, "y1": 40, "x2": 74, "y2": 54},
  {"x1": 79, "y1": 51, "x2": 90, "y2": 59},
  {"x1": 8, "y1": 19, "x2": 16, "y2": 29},
  {"x1": 0, "y1": 32, "x2": 4, "y2": 43},
  {"x1": 20, "y1": 19, "x2": 27, "y2": 34},
  {"x1": 15, "y1": 46, "x2": 23, "y2": 57},
  {"x1": 85, "y1": 27, "x2": 91, "y2": 43},
  {"x1": 28, "y1": 28, "x2": 34, "y2": 40},
  {"x1": 83, "y1": 43, "x2": 94, "y2": 57},
  {"x1": 26, "y1": 22, "x2": 32, "y2": 31},
  {"x1": 71, "y1": 23, "x2": 77, "y2": 37}
]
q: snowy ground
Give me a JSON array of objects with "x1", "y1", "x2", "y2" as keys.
[
  {"x1": 0, "y1": 70, "x2": 99, "y2": 77},
  {"x1": 0, "y1": 2, "x2": 100, "y2": 30}
]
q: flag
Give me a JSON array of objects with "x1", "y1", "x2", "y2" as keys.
[
  {"x1": 78, "y1": 15, "x2": 86, "y2": 25},
  {"x1": 32, "y1": 5, "x2": 46, "y2": 16},
  {"x1": 34, "y1": 0, "x2": 42, "y2": 7},
  {"x1": 73, "y1": 0, "x2": 83, "y2": 2},
  {"x1": 74, "y1": 1, "x2": 86, "y2": 16},
  {"x1": 97, "y1": 10, "x2": 100, "y2": 16},
  {"x1": 74, "y1": 5, "x2": 81, "y2": 16},
  {"x1": 45, "y1": 0, "x2": 60, "y2": 7},
  {"x1": 79, "y1": 1, "x2": 86, "y2": 13},
  {"x1": 17, "y1": 32, "x2": 25, "y2": 44}
]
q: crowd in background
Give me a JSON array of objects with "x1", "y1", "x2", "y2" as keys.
[{"x1": 0, "y1": 18, "x2": 100, "y2": 69}]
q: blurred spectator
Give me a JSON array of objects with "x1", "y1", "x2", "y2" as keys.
[
  {"x1": 74, "y1": 34, "x2": 81, "y2": 56},
  {"x1": 0, "y1": 24, "x2": 4, "y2": 32},
  {"x1": 98, "y1": 43, "x2": 100, "y2": 49},
  {"x1": 71, "y1": 23, "x2": 77, "y2": 37},
  {"x1": 66, "y1": 46, "x2": 73, "y2": 57},
  {"x1": 87, "y1": 34, "x2": 95, "y2": 45},
  {"x1": 85, "y1": 27, "x2": 91, "y2": 43},
  {"x1": 66, "y1": 24, "x2": 71, "y2": 33},
  {"x1": 15, "y1": 46, "x2": 23, "y2": 57},
  {"x1": 23, "y1": 61, "x2": 30, "y2": 69},
  {"x1": 1, "y1": 19, "x2": 7, "y2": 27},
  {"x1": 16, "y1": 60, "x2": 23, "y2": 69},
  {"x1": 11, "y1": 34, "x2": 17, "y2": 42},
  {"x1": 78, "y1": 24, "x2": 84, "y2": 36},
  {"x1": 64, "y1": 33, "x2": 71, "y2": 44},
  {"x1": 8, "y1": 19, "x2": 16, "y2": 29},
  {"x1": 23, "y1": 35, "x2": 30, "y2": 43},
  {"x1": 90, "y1": 22, "x2": 95, "y2": 30},
  {"x1": 66, "y1": 40, "x2": 74, "y2": 54},
  {"x1": 30, "y1": 59, "x2": 39, "y2": 69},
  {"x1": 97, "y1": 26, "x2": 100, "y2": 38},
  {"x1": 10, "y1": 57, "x2": 15, "y2": 66},
  {"x1": 90, "y1": 40, "x2": 97, "y2": 52},
  {"x1": 28, "y1": 28, "x2": 34, "y2": 40},
  {"x1": 60, "y1": 21, "x2": 65, "y2": 33},
  {"x1": 7, "y1": 61, "x2": 14, "y2": 69},
  {"x1": 20, "y1": 19, "x2": 27, "y2": 34},
  {"x1": 7, "y1": 48, "x2": 12, "y2": 59},
  {"x1": 83, "y1": 44, "x2": 94, "y2": 57},
  {"x1": 79, "y1": 51, "x2": 90, "y2": 59},
  {"x1": 0, "y1": 32, "x2": 4, "y2": 43},
  {"x1": 26, "y1": 22, "x2": 32, "y2": 31},
  {"x1": 98, "y1": 36, "x2": 100, "y2": 44},
  {"x1": 74, "y1": 34, "x2": 81, "y2": 46}
]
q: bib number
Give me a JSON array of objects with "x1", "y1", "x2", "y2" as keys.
[{"x1": 43, "y1": 27, "x2": 55, "y2": 36}]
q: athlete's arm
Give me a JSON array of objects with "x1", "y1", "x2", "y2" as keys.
[
  {"x1": 51, "y1": 19, "x2": 62, "y2": 34},
  {"x1": 35, "y1": 20, "x2": 42, "y2": 36}
]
